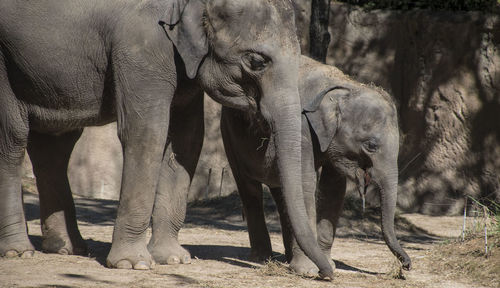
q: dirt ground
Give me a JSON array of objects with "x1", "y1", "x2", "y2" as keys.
[{"x1": 1, "y1": 179, "x2": 498, "y2": 288}]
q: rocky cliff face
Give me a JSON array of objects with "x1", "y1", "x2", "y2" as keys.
[{"x1": 316, "y1": 3, "x2": 499, "y2": 214}]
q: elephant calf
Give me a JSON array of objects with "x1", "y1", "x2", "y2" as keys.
[{"x1": 220, "y1": 56, "x2": 412, "y2": 275}]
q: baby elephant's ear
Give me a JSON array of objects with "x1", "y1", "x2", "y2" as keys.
[
  {"x1": 160, "y1": 0, "x2": 208, "y2": 79},
  {"x1": 303, "y1": 86, "x2": 347, "y2": 152}
]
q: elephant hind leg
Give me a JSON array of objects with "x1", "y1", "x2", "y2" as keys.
[
  {"x1": 148, "y1": 91, "x2": 204, "y2": 265},
  {"x1": 236, "y1": 178, "x2": 271, "y2": 263},
  {"x1": 27, "y1": 129, "x2": 86, "y2": 256},
  {"x1": 0, "y1": 67, "x2": 33, "y2": 258},
  {"x1": 269, "y1": 188, "x2": 293, "y2": 262}
]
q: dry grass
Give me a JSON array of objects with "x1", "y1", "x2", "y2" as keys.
[
  {"x1": 257, "y1": 261, "x2": 294, "y2": 278},
  {"x1": 430, "y1": 233, "x2": 500, "y2": 287},
  {"x1": 384, "y1": 260, "x2": 406, "y2": 280}
]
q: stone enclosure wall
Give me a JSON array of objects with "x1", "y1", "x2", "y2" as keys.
[{"x1": 24, "y1": 3, "x2": 500, "y2": 214}]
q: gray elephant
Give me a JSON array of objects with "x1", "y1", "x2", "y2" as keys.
[
  {"x1": 0, "y1": 0, "x2": 333, "y2": 276},
  {"x1": 220, "y1": 56, "x2": 412, "y2": 275}
]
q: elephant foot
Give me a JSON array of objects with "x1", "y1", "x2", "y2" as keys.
[
  {"x1": 107, "y1": 242, "x2": 155, "y2": 270},
  {"x1": 0, "y1": 236, "x2": 35, "y2": 258},
  {"x1": 290, "y1": 252, "x2": 335, "y2": 277},
  {"x1": 148, "y1": 240, "x2": 191, "y2": 265},
  {"x1": 42, "y1": 230, "x2": 87, "y2": 256},
  {"x1": 249, "y1": 248, "x2": 273, "y2": 263}
]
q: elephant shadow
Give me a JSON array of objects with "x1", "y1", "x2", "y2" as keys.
[
  {"x1": 28, "y1": 234, "x2": 381, "y2": 275},
  {"x1": 184, "y1": 244, "x2": 262, "y2": 269},
  {"x1": 28, "y1": 234, "x2": 112, "y2": 267},
  {"x1": 334, "y1": 260, "x2": 380, "y2": 275},
  {"x1": 183, "y1": 244, "x2": 379, "y2": 275}
]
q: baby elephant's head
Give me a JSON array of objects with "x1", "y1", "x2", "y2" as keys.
[{"x1": 302, "y1": 71, "x2": 399, "y2": 192}]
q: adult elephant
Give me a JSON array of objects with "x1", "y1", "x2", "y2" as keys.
[
  {"x1": 0, "y1": 0, "x2": 333, "y2": 276},
  {"x1": 220, "y1": 56, "x2": 412, "y2": 275}
]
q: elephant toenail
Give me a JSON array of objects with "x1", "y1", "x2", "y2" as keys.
[
  {"x1": 58, "y1": 248, "x2": 69, "y2": 255},
  {"x1": 167, "y1": 256, "x2": 180, "y2": 265},
  {"x1": 116, "y1": 260, "x2": 133, "y2": 269},
  {"x1": 5, "y1": 250, "x2": 18, "y2": 258},
  {"x1": 133, "y1": 261, "x2": 150, "y2": 270},
  {"x1": 21, "y1": 251, "x2": 34, "y2": 258}
]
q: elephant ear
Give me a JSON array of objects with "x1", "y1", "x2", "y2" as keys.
[
  {"x1": 303, "y1": 86, "x2": 349, "y2": 152},
  {"x1": 160, "y1": 0, "x2": 208, "y2": 79}
]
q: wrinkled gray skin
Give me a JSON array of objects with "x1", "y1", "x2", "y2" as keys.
[
  {"x1": 221, "y1": 56, "x2": 411, "y2": 276},
  {"x1": 0, "y1": 0, "x2": 333, "y2": 276}
]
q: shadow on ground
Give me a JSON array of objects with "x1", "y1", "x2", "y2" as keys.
[
  {"x1": 22, "y1": 188, "x2": 441, "y2": 270},
  {"x1": 24, "y1": 188, "x2": 441, "y2": 244}
]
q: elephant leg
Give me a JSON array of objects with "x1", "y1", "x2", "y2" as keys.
[
  {"x1": 221, "y1": 119, "x2": 271, "y2": 262},
  {"x1": 269, "y1": 187, "x2": 293, "y2": 262},
  {"x1": 148, "y1": 89, "x2": 204, "y2": 265},
  {"x1": 316, "y1": 164, "x2": 346, "y2": 262},
  {"x1": 238, "y1": 179, "x2": 271, "y2": 262},
  {"x1": 106, "y1": 76, "x2": 172, "y2": 270},
  {"x1": 0, "y1": 69, "x2": 32, "y2": 258},
  {"x1": 27, "y1": 130, "x2": 86, "y2": 255}
]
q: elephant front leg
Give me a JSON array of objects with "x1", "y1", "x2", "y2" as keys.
[
  {"x1": 106, "y1": 85, "x2": 172, "y2": 270},
  {"x1": 27, "y1": 130, "x2": 86, "y2": 256},
  {"x1": 148, "y1": 91, "x2": 204, "y2": 265},
  {"x1": 0, "y1": 75, "x2": 33, "y2": 258},
  {"x1": 316, "y1": 164, "x2": 346, "y2": 264},
  {"x1": 238, "y1": 178, "x2": 271, "y2": 263}
]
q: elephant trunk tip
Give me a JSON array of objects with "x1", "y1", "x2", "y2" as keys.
[{"x1": 400, "y1": 256, "x2": 412, "y2": 271}]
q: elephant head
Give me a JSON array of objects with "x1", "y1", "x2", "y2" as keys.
[
  {"x1": 302, "y1": 60, "x2": 412, "y2": 270},
  {"x1": 161, "y1": 0, "x2": 333, "y2": 277}
]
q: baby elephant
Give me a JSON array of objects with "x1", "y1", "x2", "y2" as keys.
[{"x1": 220, "y1": 56, "x2": 411, "y2": 276}]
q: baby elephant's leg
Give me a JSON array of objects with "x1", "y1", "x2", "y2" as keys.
[{"x1": 316, "y1": 164, "x2": 346, "y2": 266}]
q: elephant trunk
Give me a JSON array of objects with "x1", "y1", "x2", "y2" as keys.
[
  {"x1": 261, "y1": 86, "x2": 333, "y2": 278},
  {"x1": 374, "y1": 166, "x2": 412, "y2": 270}
]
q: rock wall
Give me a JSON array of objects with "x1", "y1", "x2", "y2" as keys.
[{"x1": 320, "y1": 4, "x2": 500, "y2": 214}]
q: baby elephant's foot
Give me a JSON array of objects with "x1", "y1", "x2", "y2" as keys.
[
  {"x1": 148, "y1": 240, "x2": 191, "y2": 265},
  {"x1": 42, "y1": 230, "x2": 87, "y2": 256},
  {"x1": 107, "y1": 242, "x2": 155, "y2": 270}
]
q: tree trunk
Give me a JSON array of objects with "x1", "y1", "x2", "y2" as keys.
[{"x1": 309, "y1": 0, "x2": 332, "y2": 63}]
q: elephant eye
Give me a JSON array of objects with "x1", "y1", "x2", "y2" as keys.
[
  {"x1": 242, "y1": 52, "x2": 269, "y2": 72},
  {"x1": 363, "y1": 139, "x2": 379, "y2": 153}
]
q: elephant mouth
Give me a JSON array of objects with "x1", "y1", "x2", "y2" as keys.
[{"x1": 355, "y1": 168, "x2": 372, "y2": 212}]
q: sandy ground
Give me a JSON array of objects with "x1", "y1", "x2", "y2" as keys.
[{"x1": 0, "y1": 181, "x2": 496, "y2": 288}]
